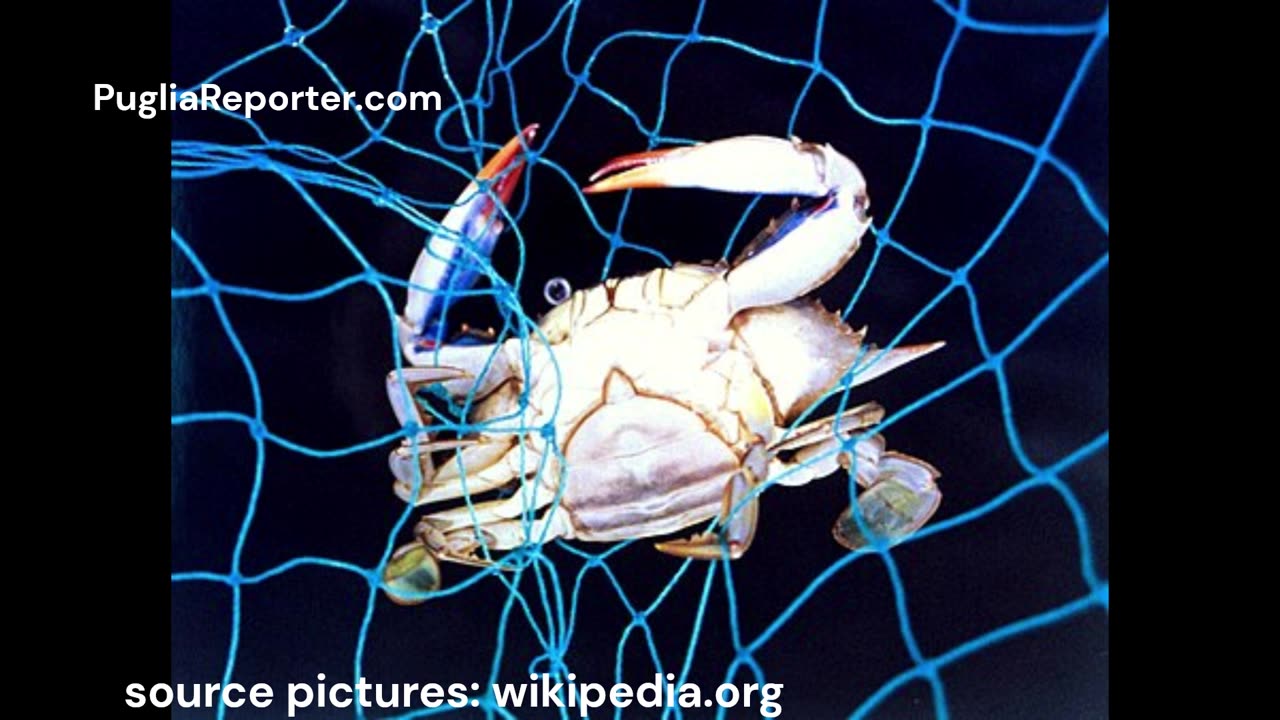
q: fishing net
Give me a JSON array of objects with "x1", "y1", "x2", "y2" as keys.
[{"x1": 172, "y1": 1, "x2": 1108, "y2": 716}]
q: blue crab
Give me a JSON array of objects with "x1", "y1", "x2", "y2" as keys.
[{"x1": 381, "y1": 129, "x2": 943, "y2": 601}]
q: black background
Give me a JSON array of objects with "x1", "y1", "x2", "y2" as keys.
[{"x1": 164, "y1": 1, "x2": 1108, "y2": 718}]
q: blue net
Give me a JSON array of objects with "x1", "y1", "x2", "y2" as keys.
[{"x1": 172, "y1": 0, "x2": 1108, "y2": 717}]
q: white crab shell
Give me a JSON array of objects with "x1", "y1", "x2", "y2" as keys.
[{"x1": 462, "y1": 260, "x2": 869, "y2": 541}]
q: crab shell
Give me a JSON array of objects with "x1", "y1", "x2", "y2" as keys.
[{"x1": 478, "y1": 263, "x2": 873, "y2": 538}]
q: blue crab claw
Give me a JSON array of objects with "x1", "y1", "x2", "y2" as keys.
[
  {"x1": 583, "y1": 135, "x2": 872, "y2": 311},
  {"x1": 401, "y1": 124, "x2": 539, "y2": 354}
]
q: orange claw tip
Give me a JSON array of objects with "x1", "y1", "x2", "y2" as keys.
[
  {"x1": 474, "y1": 124, "x2": 541, "y2": 207},
  {"x1": 582, "y1": 147, "x2": 685, "y2": 194},
  {"x1": 586, "y1": 148, "x2": 673, "y2": 183},
  {"x1": 476, "y1": 123, "x2": 542, "y2": 182},
  {"x1": 513, "y1": 122, "x2": 540, "y2": 148}
]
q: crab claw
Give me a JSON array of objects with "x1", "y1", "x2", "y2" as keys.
[
  {"x1": 583, "y1": 135, "x2": 872, "y2": 311},
  {"x1": 584, "y1": 135, "x2": 864, "y2": 198},
  {"x1": 402, "y1": 124, "x2": 539, "y2": 353}
]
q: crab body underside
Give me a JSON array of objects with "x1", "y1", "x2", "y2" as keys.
[
  {"x1": 381, "y1": 132, "x2": 944, "y2": 600},
  {"x1": 475, "y1": 263, "x2": 856, "y2": 541}
]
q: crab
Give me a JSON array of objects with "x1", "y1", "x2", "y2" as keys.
[{"x1": 380, "y1": 127, "x2": 944, "y2": 603}]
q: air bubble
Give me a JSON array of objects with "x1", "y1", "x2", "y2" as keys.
[{"x1": 543, "y1": 277, "x2": 572, "y2": 306}]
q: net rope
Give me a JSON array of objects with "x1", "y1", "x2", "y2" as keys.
[{"x1": 171, "y1": 1, "x2": 1109, "y2": 717}]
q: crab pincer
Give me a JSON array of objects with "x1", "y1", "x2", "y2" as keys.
[
  {"x1": 585, "y1": 135, "x2": 872, "y2": 311},
  {"x1": 400, "y1": 124, "x2": 540, "y2": 356}
]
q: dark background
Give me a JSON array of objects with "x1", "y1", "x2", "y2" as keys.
[{"x1": 171, "y1": 0, "x2": 1108, "y2": 717}]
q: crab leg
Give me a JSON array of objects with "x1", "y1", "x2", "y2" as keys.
[
  {"x1": 395, "y1": 338, "x2": 522, "y2": 401},
  {"x1": 768, "y1": 402, "x2": 885, "y2": 454},
  {"x1": 385, "y1": 367, "x2": 472, "y2": 428},
  {"x1": 400, "y1": 124, "x2": 538, "y2": 363},
  {"x1": 584, "y1": 135, "x2": 871, "y2": 312},
  {"x1": 764, "y1": 406, "x2": 943, "y2": 549},
  {"x1": 471, "y1": 507, "x2": 575, "y2": 550},
  {"x1": 832, "y1": 452, "x2": 942, "y2": 551},
  {"x1": 391, "y1": 437, "x2": 526, "y2": 505},
  {"x1": 426, "y1": 506, "x2": 576, "y2": 568},
  {"x1": 653, "y1": 441, "x2": 768, "y2": 560},
  {"x1": 386, "y1": 364, "x2": 533, "y2": 502},
  {"x1": 417, "y1": 473, "x2": 560, "y2": 533},
  {"x1": 654, "y1": 470, "x2": 760, "y2": 560},
  {"x1": 767, "y1": 403, "x2": 888, "y2": 488},
  {"x1": 384, "y1": 486, "x2": 570, "y2": 602},
  {"x1": 384, "y1": 498, "x2": 571, "y2": 603}
]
